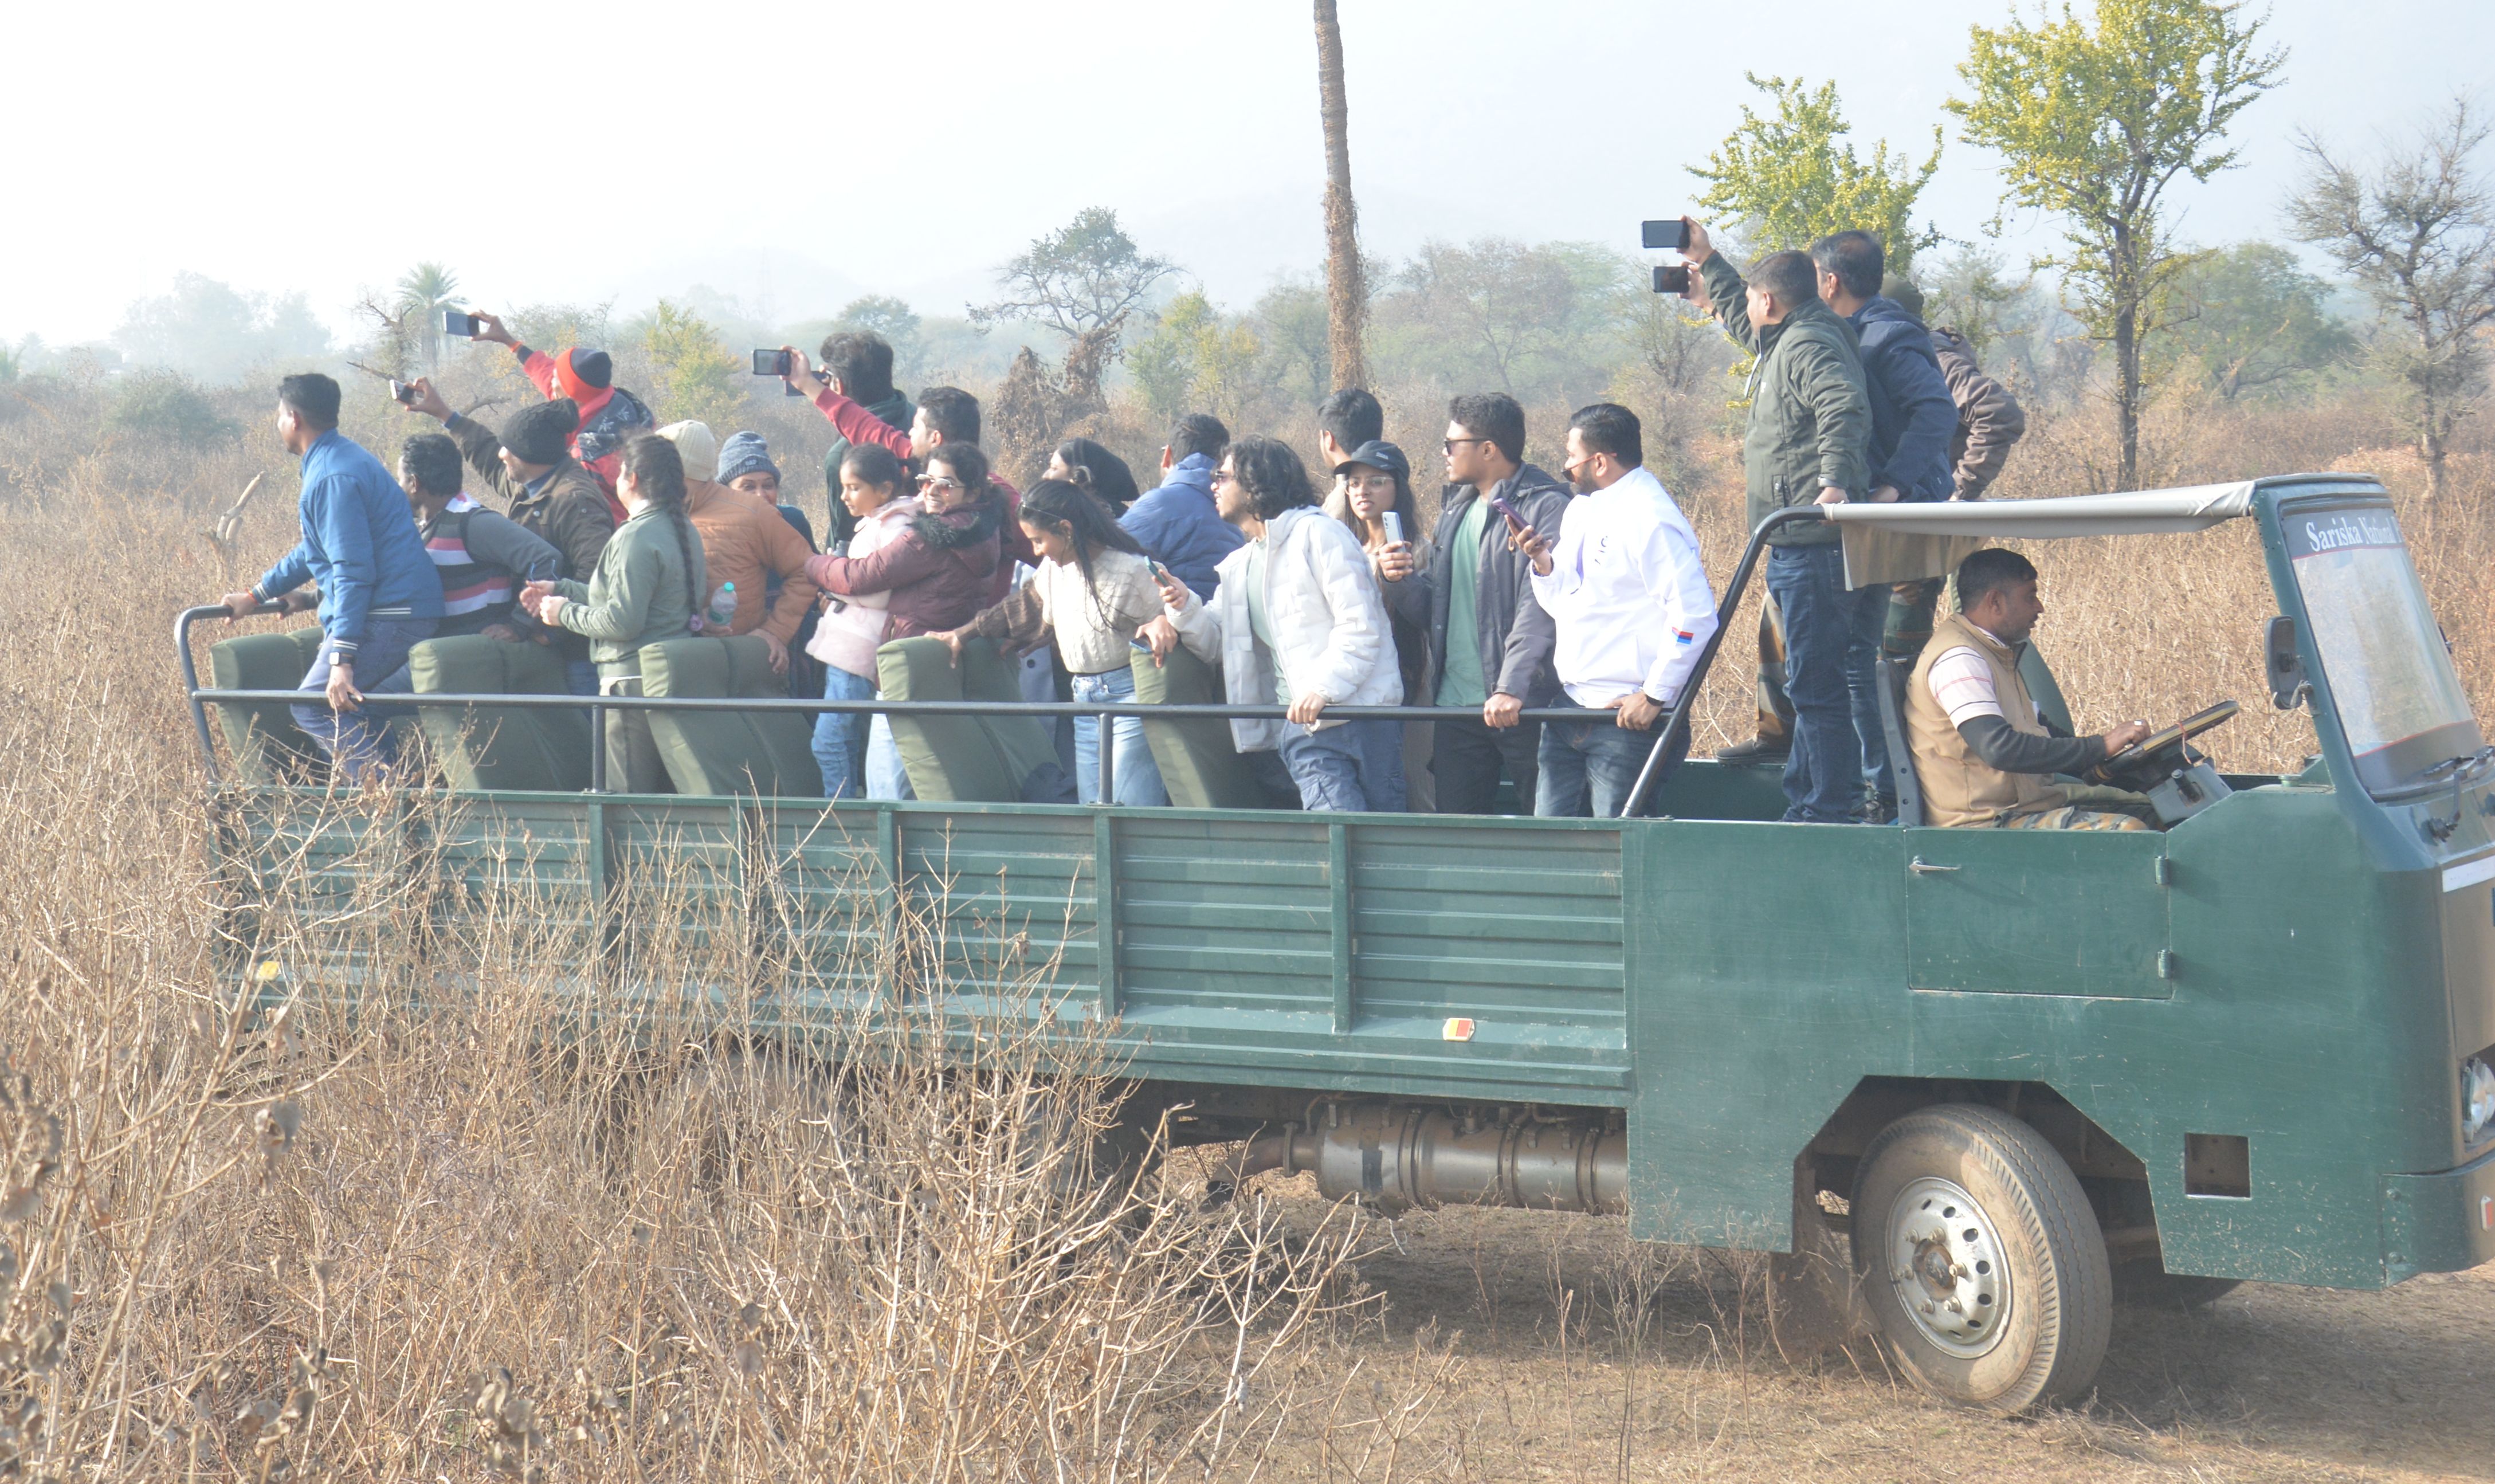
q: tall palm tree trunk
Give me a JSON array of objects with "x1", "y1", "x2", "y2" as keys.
[{"x1": 1314, "y1": 0, "x2": 1367, "y2": 390}]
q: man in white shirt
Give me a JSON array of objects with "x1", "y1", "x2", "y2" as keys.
[{"x1": 1516, "y1": 404, "x2": 1719, "y2": 818}]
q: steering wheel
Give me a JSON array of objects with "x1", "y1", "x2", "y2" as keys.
[{"x1": 2090, "y1": 698, "x2": 2239, "y2": 787}]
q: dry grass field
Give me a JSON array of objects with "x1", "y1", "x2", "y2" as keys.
[{"x1": 0, "y1": 370, "x2": 2488, "y2": 1479}]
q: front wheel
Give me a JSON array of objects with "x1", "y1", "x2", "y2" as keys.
[{"x1": 1853, "y1": 1104, "x2": 2112, "y2": 1412}]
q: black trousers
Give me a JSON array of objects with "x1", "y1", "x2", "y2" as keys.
[{"x1": 1431, "y1": 711, "x2": 1542, "y2": 815}]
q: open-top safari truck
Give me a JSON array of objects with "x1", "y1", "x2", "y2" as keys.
[{"x1": 177, "y1": 472, "x2": 2495, "y2": 1411}]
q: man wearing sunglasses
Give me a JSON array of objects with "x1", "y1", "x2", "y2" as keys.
[{"x1": 1425, "y1": 392, "x2": 1572, "y2": 814}]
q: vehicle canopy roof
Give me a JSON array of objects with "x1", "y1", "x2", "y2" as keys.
[{"x1": 1827, "y1": 474, "x2": 2378, "y2": 586}]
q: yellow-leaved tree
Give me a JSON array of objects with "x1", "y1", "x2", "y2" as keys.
[
  {"x1": 638, "y1": 300, "x2": 746, "y2": 431},
  {"x1": 1949, "y1": 0, "x2": 2284, "y2": 490}
]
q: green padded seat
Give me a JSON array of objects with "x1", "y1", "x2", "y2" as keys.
[
  {"x1": 638, "y1": 635, "x2": 822, "y2": 797},
  {"x1": 877, "y1": 637, "x2": 1075, "y2": 803},
  {"x1": 1131, "y1": 643, "x2": 1290, "y2": 809},
  {"x1": 208, "y1": 626, "x2": 329, "y2": 783},
  {"x1": 406, "y1": 635, "x2": 590, "y2": 792}
]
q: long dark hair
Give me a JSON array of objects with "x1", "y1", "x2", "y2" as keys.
[
  {"x1": 1019, "y1": 477, "x2": 1144, "y2": 625},
  {"x1": 1337, "y1": 460, "x2": 1421, "y2": 552},
  {"x1": 1052, "y1": 436, "x2": 1140, "y2": 515},
  {"x1": 621, "y1": 433, "x2": 699, "y2": 616},
  {"x1": 908, "y1": 443, "x2": 1002, "y2": 549}
]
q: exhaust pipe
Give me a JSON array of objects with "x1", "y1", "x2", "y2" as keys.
[{"x1": 1234, "y1": 1101, "x2": 1626, "y2": 1216}]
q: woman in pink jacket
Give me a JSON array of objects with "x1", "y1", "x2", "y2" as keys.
[{"x1": 803, "y1": 443, "x2": 1007, "y2": 799}]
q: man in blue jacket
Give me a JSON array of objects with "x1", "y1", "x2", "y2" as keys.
[
  {"x1": 220, "y1": 374, "x2": 445, "y2": 782},
  {"x1": 1811, "y1": 230, "x2": 1956, "y2": 819},
  {"x1": 1121, "y1": 413, "x2": 1245, "y2": 600}
]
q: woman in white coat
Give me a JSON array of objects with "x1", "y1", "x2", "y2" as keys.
[{"x1": 1142, "y1": 435, "x2": 1406, "y2": 811}]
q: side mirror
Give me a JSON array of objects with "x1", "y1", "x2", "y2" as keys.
[{"x1": 2265, "y1": 615, "x2": 2308, "y2": 710}]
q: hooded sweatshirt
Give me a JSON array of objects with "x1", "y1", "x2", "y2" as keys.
[{"x1": 514, "y1": 345, "x2": 653, "y2": 509}]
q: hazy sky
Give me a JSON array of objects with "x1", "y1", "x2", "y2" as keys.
[{"x1": 3, "y1": 0, "x2": 2485, "y2": 348}]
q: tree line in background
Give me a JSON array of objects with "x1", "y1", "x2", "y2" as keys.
[{"x1": 6, "y1": 0, "x2": 2494, "y2": 500}]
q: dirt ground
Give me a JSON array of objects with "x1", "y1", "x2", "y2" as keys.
[{"x1": 1232, "y1": 1170, "x2": 2495, "y2": 1483}]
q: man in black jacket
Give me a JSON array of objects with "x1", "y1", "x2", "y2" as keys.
[{"x1": 1426, "y1": 393, "x2": 1571, "y2": 813}]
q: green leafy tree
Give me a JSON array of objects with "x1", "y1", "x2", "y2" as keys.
[
  {"x1": 1128, "y1": 290, "x2": 1265, "y2": 425},
  {"x1": 106, "y1": 371, "x2": 236, "y2": 446},
  {"x1": 1950, "y1": 0, "x2": 2285, "y2": 489},
  {"x1": 1373, "y1": 240, "x2": 1632, "y2": 409},
  {"x1": 1690, "y1": 73, "x2": 1941, "y2": 266},
  {"x1": 2287, "y1": 99, "x2": 2495, "y2": 496},
  {"x1": 829, "y1": 294, "x2": 925, "y2": 384},
  {"x1": 395, "y1": 262, "x2": 462, "y2": 371},
  {"x1": 638, "y1": 300, "x2": 745, "y2": 430},
  {"x1": 2153, "y1": 242, "x2": 2353, "y2": 400},
  {"x1": 1252, "y1": 281, "x2": 1332, "y2": 405},
  {"x1": 971, "y1": 207, "x2": 1178, "y2": 360}
]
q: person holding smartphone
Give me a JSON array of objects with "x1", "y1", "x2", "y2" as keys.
[
  {"x1": 1139, "y1": 437, "x2": 1404, "y2": 813},
  {"x1": 935, "y1": 480, "x2": 1170, "y2": 808},
  {"x1": 1513, "y1": 404, "x2": 1717, "y2": 819},
  {"x1": 1426, "y1": 394, "x2": 1571, "y2": 815},
  {"x1": 1333, "y1": 440, "x2": 1435, "y2": 811}
]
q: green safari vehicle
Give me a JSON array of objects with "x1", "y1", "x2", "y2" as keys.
[{"x1": 179, "y1": 472, "x2": 2495, "y2": 1411}]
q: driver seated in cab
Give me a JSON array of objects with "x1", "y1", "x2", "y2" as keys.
[{"x1": 1906, "y1": 548, "x2": 2160, "y2": 831}]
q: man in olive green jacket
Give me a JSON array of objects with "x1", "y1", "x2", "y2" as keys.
[{"x1": 1684, "y1": 218, "x2": 1876, "y2": 823}]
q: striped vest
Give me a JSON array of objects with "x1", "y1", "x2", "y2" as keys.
[{"x1": 422, "y1": 496, "x2": 514, "y2": 635}]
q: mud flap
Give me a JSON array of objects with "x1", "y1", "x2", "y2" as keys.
[{"x1": 1768, "y1": 1156, "x2": 1873, "y2": 1363}]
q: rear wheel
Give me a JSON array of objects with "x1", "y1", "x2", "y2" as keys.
[{"x1": 1853, "y1": 1104, "x2": 2112, "y2": 1412}]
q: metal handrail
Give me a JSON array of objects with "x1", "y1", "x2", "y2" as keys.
[
  {"x1": 184, "y1": 502, "x2": 1829, "y2": 809},
  {"x1": 1618, "y1": 506, "x2": 1828, "y2": 819},
  {"x1": 179, "y1": 601, "x2": 1630, "y2": 798}
]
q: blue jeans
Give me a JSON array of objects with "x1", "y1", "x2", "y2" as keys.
[
  {"x1": 1766, "y1": 544, "x2": 1881, "y2": 823},
  {"x1": 1534, "y1": 716, "x2": 1688, "y2": 818},
  {"x1": 293, "y1": 617, "x2": 436, "y2": 784},
  {"x1": 1072, "y1": 668, "x2": 1168, "y2": 806},
  {"x1": 1277, "y1": 718, "x2": 1406, "y2": 812},
  {"x1": 564, "y1": 658, "x2": 599, "y2": 697},
  {"x1": 812, "y1": 664, "x2": 876, "y2": 799},
  {"x1": 865, "y1": 709, "x2": 915, "y2": 800}
]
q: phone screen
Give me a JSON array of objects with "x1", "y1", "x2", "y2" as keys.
[
  {"x1": 442, "y1": 311, "x2": 477, "y2": 337},
  {"x1": 752, "y1": 349, "x2": 790, "y2": 376}
]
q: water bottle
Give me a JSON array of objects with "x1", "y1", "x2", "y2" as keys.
[{"x1": 701, "y1": 581, "x2": 737, "y2": 633}]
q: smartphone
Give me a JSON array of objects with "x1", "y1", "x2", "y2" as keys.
[
  {"x1": 1651, "y1": 265, "x2": 1690, "y2": 295},
  {"x1": 442, "y1": 310, "x2": 478, "y2": 337},
  {"x1": 752, "y1": 348, "x2": 793, "y2": 377},
  {"x1": 1381, "y1": 511, "x2": 1405, "y2": 545},
  {"x1": 1484, "y1": 489, "x2": 1527, "y2": 533},
  {"x1": 389, "y1": 379, "x2": 417, "y2": 405},
  {"x1": 1641, "y1": 219, "x2": 1692, "y2": 252}
]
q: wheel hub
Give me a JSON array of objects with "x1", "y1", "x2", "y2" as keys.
[{"x1": 1885, "y1": 1175, "x2": 2010, "y2": 1357}]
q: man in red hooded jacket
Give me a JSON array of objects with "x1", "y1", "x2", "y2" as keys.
[{"x1": 462, "y1": 312, "x2": 653, "y2": 519}]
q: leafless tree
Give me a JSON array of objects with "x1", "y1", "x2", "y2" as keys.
[
  {"x1": 2288, "y1": 99, "x2": 2495, "y2": 496},
  {"x1": 1314, "y1": 1, "x2": 1367, "y2": 391}
]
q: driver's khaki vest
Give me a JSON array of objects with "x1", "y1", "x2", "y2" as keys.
[{"x1": 1906, "y1": 613, "x2": 2069, "y2": 827}]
